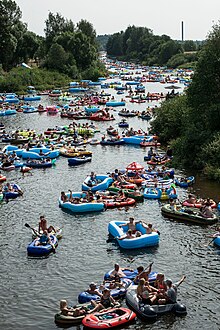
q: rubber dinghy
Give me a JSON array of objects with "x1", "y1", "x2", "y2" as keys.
[
  {"x1": 161, "y1": 204, "x2": 218, "y2": 225},
  {"x1": 214, "y1": 236, "x2": 220, "y2": 247},
  {"x1": 27, "y1": 235, "x2": 58, "y2": 256},
  {"x1": 82, "y1": 307, "x2": 136, "y2": 329},
  {"x1": 82, "y1": 175, "x2": 114, "y2": 192},
  {"x1": 78, "y1": 278, "x2": 131, "y2": 303},
  {"x1": 126, "y1": 284, "x2": 187, "y2": 319},
  {"x1": 58, "y1": 192, "x2": 105, "y2": 213},
  {"x1": 108, "y1": 221, "x2": 160, "y2": 249},
  {"x1": 54, "y1": 301, "x2": 95, "y2": 326},
  {"x1": 104, "y1": 269, "x2": 157, "y2": 283}
]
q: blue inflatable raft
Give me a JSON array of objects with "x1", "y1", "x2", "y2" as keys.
[
  {"x1": 82, "y1": 175, "x2": 114, "y2": 192},
  {"x1": 78, "y1": 278, "x2": 131, "y2": 303},
  {"x1": 27, "y1": 235, "x2": 58, "y2": 256},
  {"x1": 58, "y1": 192, "x2": 105, "y2": 214},
  {"x1": 108, "y1": 221, "x2": 160, "y2": 249}
]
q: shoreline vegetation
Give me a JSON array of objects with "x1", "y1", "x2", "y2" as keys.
[{"x1": 150, "y1": 24, "x2": 220, "y2": 181}]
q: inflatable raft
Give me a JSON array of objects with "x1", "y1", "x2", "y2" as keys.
[
  {"x1": 58, "y1": 192, "x2": 105, "y2": 214},
  {"x1": 27, "y1": 235, "x2": 58, "y2": 256},
  {"x1": 214, "y1": 236, "x2": 220, "y2": 247},
  {"x1": 182, "y1": 200, "x2": 217, "y2": 209},
  {"x1": 104, "y1": 197, "x2": 136, "y2": 209},
  {"x1": 54, "y1": 301, "x2": 92, "y2": 325},
  {"x1": 78, "y1": 278, "x2": 131, "y2": 303},
  {"x1": 108, "y1": 221, "x2": 160, "y2": 249},
  {"x1": 126, "y1": 284, "x2": 187, "y2": 319},
  {"x1": 68, "y1": 156, "x2": 92, "y2": 166},
  {"x1": 175, "y1": 176, "x2": 195, "y2": 188},
  {"x1": 143, "y1": 187, "x2": 162, "y2": 199},
  {"x1": 82, "y1": 307, "x2": 136, "y2": 329},
  {"x1": 100, "y1": 139, "x2": 125, "y2": 146},
  {"x1": 82, "y1": 175, "x2": 114, "y2": 192},
  {"x1": 161, "y1": 204, "x2": 218, "y2": 225}
]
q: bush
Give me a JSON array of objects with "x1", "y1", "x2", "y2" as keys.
[{"x1": 0, "y1": 67, "x2": 71, "y2": 93}]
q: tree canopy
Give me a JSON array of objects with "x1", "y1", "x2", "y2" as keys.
[
  {"x1": 106, "y1": 25, "x2": 185, "y2": 66},
  {"x1": 151, "y1": 22, "x2": 220, "y2": 179},
  {"x1": 0, "y1": 2, "x2": 104, "y2": 81}
]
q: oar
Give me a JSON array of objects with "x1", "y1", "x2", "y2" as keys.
[
  {"x1": 25, "y1": 223, "x2": 40, "y2": 237},
  {"x1": 206, "y1": 237, "x2": 215, "y2": 247}
]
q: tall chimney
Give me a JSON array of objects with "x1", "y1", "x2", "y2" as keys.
[{"x1": 181, "y1": 21, "x2": 184, "y2": 41}]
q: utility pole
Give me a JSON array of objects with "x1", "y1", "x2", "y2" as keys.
[{"x1": 181, "y1": 21, "x2": 184, "y2": 42}]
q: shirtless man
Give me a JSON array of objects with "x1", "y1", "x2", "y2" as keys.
[
  {"x1": 119, "y1": 217, "x2": 141, "y2": 234},
  {"x1": 109, "y1": 263, "x2": 127, "y2": 278},
  {"x1": 38, "y1": 215, "x2": 56, "y2": 234},
  {"x1": 134, "y1": 262, "x2": 154, "y2": 284}
]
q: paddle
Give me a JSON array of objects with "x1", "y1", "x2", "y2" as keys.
[
  {"x1": 206, "y1": 237, "x2": 215, "y2": 247},
  {"x1": 25, "y1": 223, "x2": 40, "y2": 237}
]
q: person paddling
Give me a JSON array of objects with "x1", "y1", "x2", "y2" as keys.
[{"x1": 38, "y1": 215, "x2": 56, "y2": 234}]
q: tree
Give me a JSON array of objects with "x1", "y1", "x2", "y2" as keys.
[
  {"x1": 44, "y1": 12, "x2": 74, "y2": 50},
  {"x1": 45, "y1": 43, "x2": 68, "y2": 72},
  {"x1": 187, "y1": 23, "x2": 220, "y2": 109},
  {"x1": 158, "y1": 40, "x2": 183, "y2": 65},
  {"x1": 183, "y1": 40, "x2": 197, "y2": 52},
  {"x1": 106, "y1": 32, "x2": 123, "y2": 56},
  {"x1": 0, "y1": 0, "x2": 23, "y2": 70},
  {"x1": 77, "y1": 19, "x2": 96, "y2": 44},
  {"x1": 15, "y1": 31, "x2": 41, "y2": 64},
  {"x1": 68, "y1": 31, "x2": 97, "y2": 70}
]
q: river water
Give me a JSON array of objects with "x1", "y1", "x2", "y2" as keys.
[{"x1": 0, "y1": 71, "x2": 219, "y2": 330}]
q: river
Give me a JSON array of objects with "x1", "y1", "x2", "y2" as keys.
[{"x1": 0, "y1": 66, "x2": 219, "y2": 330}]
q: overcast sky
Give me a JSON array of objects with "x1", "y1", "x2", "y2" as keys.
[{"x1": 15, "y1": 0, "x2": 220, "y2": 40}]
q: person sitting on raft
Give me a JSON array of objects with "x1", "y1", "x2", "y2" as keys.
[
  {"x1": 119, "y1": 217, "x2": 141, "y2": 234},
  {"x1": 60, "y1": 191, "x2": 70, "y2": 203},
  {"x1": 148, "y1": 147, "x2": 154, "y2": 159},
  {"x1": 87, "y1": 171, "x2": 97, "y2": 187},
  {"x1": 142, "y1": 272, "x2": 168, "y2": 304},
  {"x1": 117, "y1": 229, "x2": 141, "y2": 240},
  {"x1": 150, "y1": 154, "x2": 161, "y2": 163},
  {"x1": 38, "y1": 215, "x2": 56, "y2": 234},
  {"x1": 86, "y1": 282, "x2": 102, "y2": 297},
  {"x1": 60, "y1": 299, "x2": 87, "y2": 317},
  {"x1": 103, "y1": 274, "x2": 124, "y2": 290},
  {"x1": 137, "y1": 278, "x2": 158, "y2": 305},
  {"x1": 109, "y1": 263, "x2": 128, "y2": 279},
  {"x1": 114, "y1": 189, "x2": 126, "y2": 201},
  {"x1": 88, "y1": 288, "x2": 117, "y2": 314},
  {"x1": 165, "y1": 275, "x2": 186, "y2": 304},
  {"x1": 35, "y1": 230, "x2": 56, "y2": 251},
  {"x1": 199, "y1": 202, "x2": 214, "y2": 218},
  {"x1": 185, "y1": 194, "x2": 197, "y2": 204},
  {"x1": 134, "y1": 263, "x2": 154, "y2": 284}
]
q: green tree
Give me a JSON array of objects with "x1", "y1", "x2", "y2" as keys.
[
  {"x1": 158, "y1": 40, "x2": 183, "y2": 65},
  {"x1": 45, "y1": 43, "x2": 68, "y2": 72},
  {"x1": 68, "y1": 31, "x2": 97, "y2": 70},
  {"x1": 106, "y1": 32, "x2": 123, "y2": 56},
  {"x1": 0, "y1": 0, "x2": 23, "y2": 69},
  {"x1": 77, "y1": 19, "x2": 96, "y2": 44},
  {"x1": 15, "y1": 31, "x2": 41, "y2": 63},
  {"x1": 44, "y1": 12, "x2": 74, "y2": 50},
  {"x1": 187, "y1": 23, "x2": 220, "y2": 109},
  {"x1": 183, "y1": 40, "x2": 197, "y2": 52}
]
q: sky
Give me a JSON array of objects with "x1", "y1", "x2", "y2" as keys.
[{"x1": 15, "y1": 0, "x2": 220, "y2": 41}]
